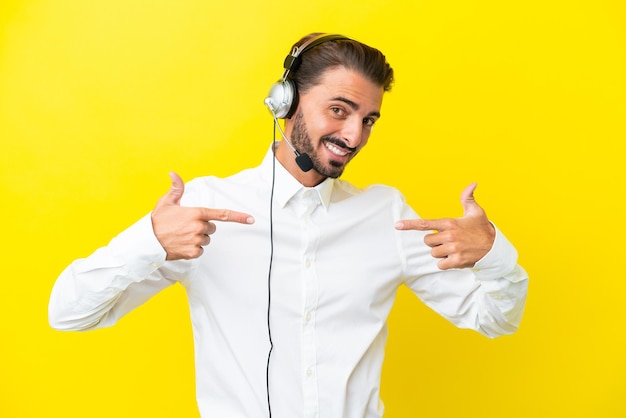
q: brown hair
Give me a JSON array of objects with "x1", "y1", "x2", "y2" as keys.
[{"x1": 290, "y1": 33, "x2": 394, "y2": 94}]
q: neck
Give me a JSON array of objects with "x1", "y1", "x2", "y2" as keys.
[{"x1": 274, "y1": 141, "x2": 326, "y2": 187}]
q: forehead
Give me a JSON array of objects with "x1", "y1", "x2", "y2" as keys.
[{"x1": 304, "y1": 66, "x2": 384, "y2": 110}]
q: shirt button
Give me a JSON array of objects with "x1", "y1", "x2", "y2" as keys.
[
  {"x1": 305, "y1": 259, "x2": 311, "y2": 268},
  {"x1": 305, "y1": 312, "x2": 312, "y2": 321},
  {"x1": 306, "y1": 368, "x2": 313, "y2": 377},
  {"x1": 150, "y1": 262, "x2": 161, "y2": 268}
]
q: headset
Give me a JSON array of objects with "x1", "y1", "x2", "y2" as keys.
[
  {"x1": 265, "y1": 33, "x2": 351, "y2": 119},
  {"x1": 264, "y1": 33, "x2": 351, "y2": 173}
]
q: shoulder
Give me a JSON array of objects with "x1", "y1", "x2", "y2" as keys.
[{"x1": 180, "y1": 166, "x2": 264, "y2": 206}]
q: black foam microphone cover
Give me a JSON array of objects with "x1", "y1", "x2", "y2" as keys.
[{"x1": 295, "y1": 153, "x2": 314, "y2": 172}]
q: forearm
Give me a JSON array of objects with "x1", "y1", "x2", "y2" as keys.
[
  {"x1": 48, "y1": 214, "x2": 181, "y2": 331},
  {"x1": 469, "y1": 225, "x2": 528, "y2": 336},
  {"x1": 472, "y1": 268, "x2": 528, "y2": 338},
  {"x1": 406, "y1": 224, "x2": 529, "y2": 338}
]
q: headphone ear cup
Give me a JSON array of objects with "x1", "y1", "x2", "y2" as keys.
[{"x1": 266, "y1": 79, "x2": 296, "y2": 119}]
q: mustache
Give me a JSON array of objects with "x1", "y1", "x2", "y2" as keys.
[{"x1": 322, "y1": 136, "x2": 357, "y2": 153}]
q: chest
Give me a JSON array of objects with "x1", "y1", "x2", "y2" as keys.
[{"x1": 188, "y1": 194, "x2": 404, "y2": 320}]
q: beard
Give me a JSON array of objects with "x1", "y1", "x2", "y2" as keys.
[{"x1": 289, "y1": 111, "x2": 356, "y2": 179}]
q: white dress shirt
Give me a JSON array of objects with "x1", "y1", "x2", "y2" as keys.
[{"x1": 49, "y1": 144, "x2": 528, "y2": 418}]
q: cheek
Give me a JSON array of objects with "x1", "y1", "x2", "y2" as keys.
[
  {"x1": 359, "y1": 131, "x2": 371, "y2": 149},
  {"x1": 316, "y1": 119, "x2": 338, "y2": 134},
  {"x1": 304, "y1": 117, "x2": 327, "y2": 140}
]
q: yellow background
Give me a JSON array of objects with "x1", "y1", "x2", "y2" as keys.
[{"x1": 1, "y1": 0, "x2": 624, "y2": 417}]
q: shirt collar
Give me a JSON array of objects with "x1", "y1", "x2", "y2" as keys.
[{"x1": 259, "y1": 142, "x2": 334, "y2": 211}]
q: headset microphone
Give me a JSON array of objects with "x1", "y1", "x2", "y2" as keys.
[
  {"x1": 264, "y1": 98, "x2": 314, "y2": 172},
  {"x1": 295, "y1": 153, "x2": 314, "y2": 173}
]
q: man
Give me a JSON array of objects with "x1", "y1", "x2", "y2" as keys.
[{"x1": 49, "y1": 33, "x2": 528, "y2": 417}]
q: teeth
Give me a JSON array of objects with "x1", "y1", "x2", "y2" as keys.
[{"x1": 325, "y1": 142, "x2": 348, "y2": 156}]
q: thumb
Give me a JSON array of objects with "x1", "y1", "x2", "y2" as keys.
[
  {"x1": 460, "y1": 182, "x2": 481, "y2": 217},
  {"x1": 157, "y1": 172, "x2": 185, "y2": 207}
]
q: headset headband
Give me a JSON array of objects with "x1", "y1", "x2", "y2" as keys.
[{"x1": 280, "y1": 33, "x2": 350, "y2": 81}]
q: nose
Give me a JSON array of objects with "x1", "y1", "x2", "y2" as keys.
[{"x1": 340, "y1": 117, "x2": 365, "y2": 148}]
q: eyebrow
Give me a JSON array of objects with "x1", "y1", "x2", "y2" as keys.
[{"x1": 331, "y1": 96, "x2": 381, "y2": 119}]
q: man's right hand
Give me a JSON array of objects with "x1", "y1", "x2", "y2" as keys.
[{"x1": 151, "y1": 172, "x2": 255, "y2": 260}]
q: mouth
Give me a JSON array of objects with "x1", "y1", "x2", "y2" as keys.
[{"x1": 322, "y1": 138, "x2": 355, "y2": 160}]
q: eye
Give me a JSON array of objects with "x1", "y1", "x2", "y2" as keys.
[
  {"x1": 363, "y1": 117, "x2": 377, "y2": 127},
  {"x1": 330, "y1": 106, "x2": 346, "y2": 117}
]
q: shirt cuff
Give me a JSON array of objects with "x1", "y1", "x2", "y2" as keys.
[{"x1": 471, "y1": 223, "x2": 519, "y2": 281}]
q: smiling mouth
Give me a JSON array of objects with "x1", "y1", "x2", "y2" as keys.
[{"x1": 323, "y1": 139, "x2": 355, "y2": 158}]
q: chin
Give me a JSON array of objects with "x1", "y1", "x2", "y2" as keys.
[{"x1": 317, "y1": 163, "x2": 346, "y2": 179}]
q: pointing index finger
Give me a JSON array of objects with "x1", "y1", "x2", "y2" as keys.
[
  {"x1": 201, "y1": 208, "x2": 255, "y2": 224},
  {"x1": 395, "y1": 218, "x2": 448, "y2": 231}
]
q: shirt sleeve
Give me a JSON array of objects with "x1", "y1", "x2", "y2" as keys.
[
  {"x1": 48, "y1": 213, "x2": 192, "y2": 331},
  {"x1": 396, "y1": 197, "x2": 529, "y2": 338}
]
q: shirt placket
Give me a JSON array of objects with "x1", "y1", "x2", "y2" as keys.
[{"x1": 299, "y1": 189, "x2": 321, "y2": 418}]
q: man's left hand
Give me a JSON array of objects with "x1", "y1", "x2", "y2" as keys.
[{"x1": 395, "y1": 183, "x2": 495, "y2": 270}]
